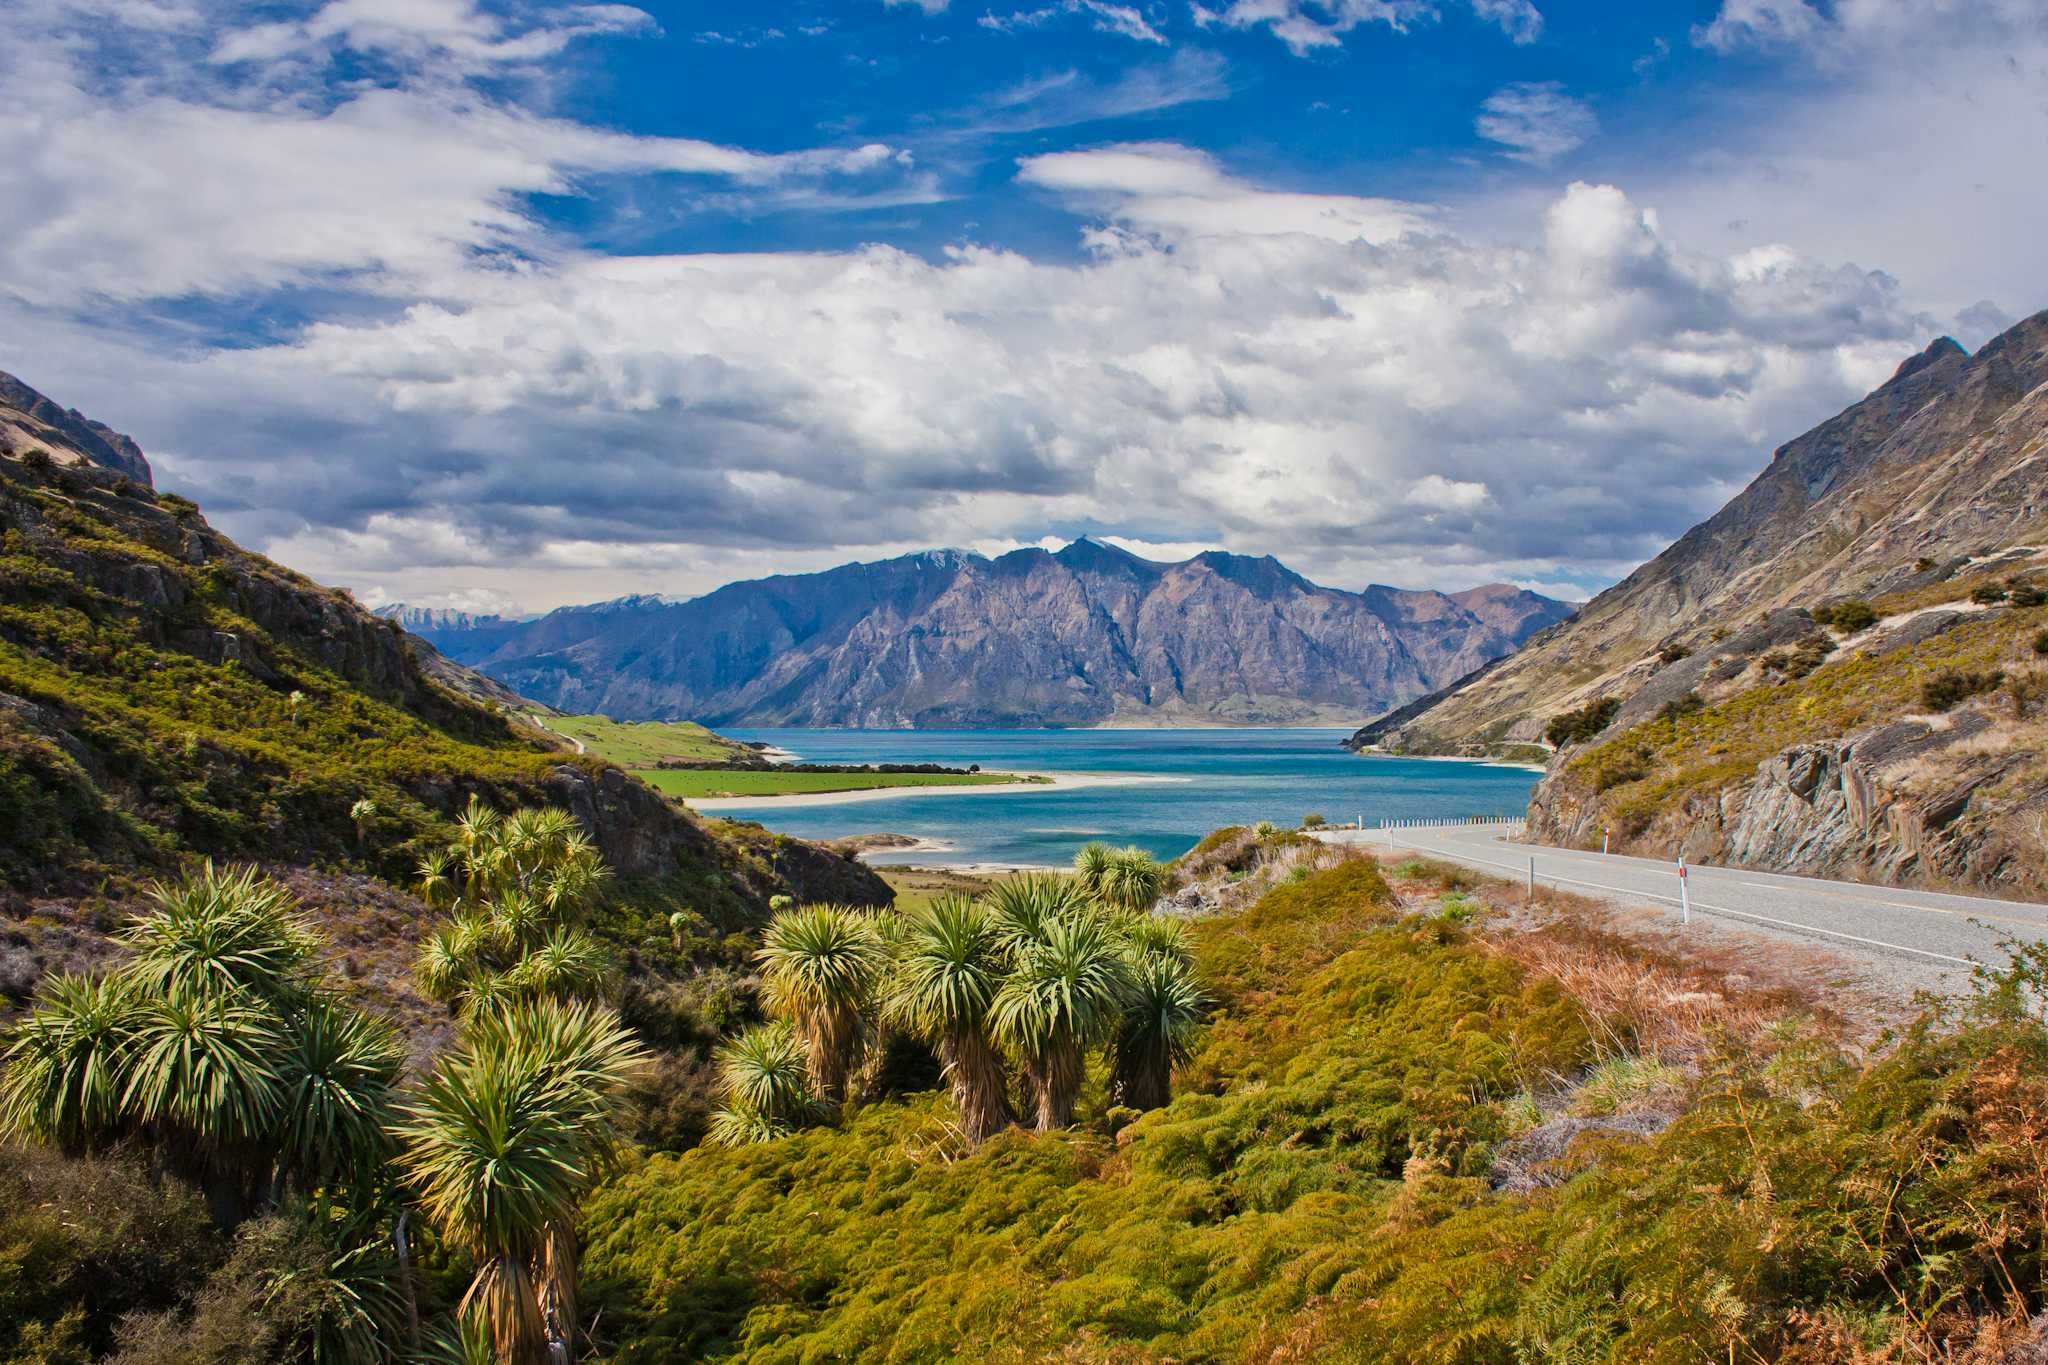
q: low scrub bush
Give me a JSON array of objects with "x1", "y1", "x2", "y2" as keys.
[
  {"x1": 1971, "y1": 582, "x2": 2009, "y2": 605},
  {"x1": 2014, "y1": 580, "x2": 2048, "y2": 608},
  {"x1": 1812, "y1": 599, "x2": 1877, "y2": 632},
  {"x1": 1656, "y1": 643, "x2": 1691, "y2": 666},
  {"x1": 2036, "y1": 629, "x2": 2048, "y2": 656},
  {"x1": 1921, "y1": 668, "x2": 2005, "y2": 712},
  {"x1": 1545, "y1": 696, "x2": 1622, "y2": 748}
]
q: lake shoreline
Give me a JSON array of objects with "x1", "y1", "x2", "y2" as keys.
[{"x1": 684, "y1": 770, "x2": 1189, "y2": 811}]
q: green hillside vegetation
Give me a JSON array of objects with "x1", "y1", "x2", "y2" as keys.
[
  {"x1": 1561, "y1": 592, "x2": 2048, "y2": 855},
  {"x1": 0, "y1": 458, "x2": 888, "y2": 936},
  {"x1": 643, "y1": 768, "x2": 1044, "y2": 799},
  {"x1": 578, "y1": 854, "x2": 2048, "y2": 1362},
  {"x1": 544, "y1": 714, "x2": 749, "y2": 766}
]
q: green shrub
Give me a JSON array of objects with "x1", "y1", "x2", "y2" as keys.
[
  {"x1": 2011, "y1": 580, "x2": 2047, "y2": 608},
  {"x1": 1817, "y1": 599, "x2": 1877, "y2": 632},
  {"x1": 1655, "y1": 692, "x2": 1704, "y2": 723},
  {"x1": 1656, "y1": 643, "x2": 1691, "y2": 666},
  {"x1": 1299, "y1": 812, "x2": 1326, "y2": 829},
  {"x1": 1971, "y1": 582, "x2": 2008, "y2": 605},
  {"x1": 1545, "y1": 696, "x2": 1622, "y2": 748},
  {"x1": 1920, "y1": 668, "x2": 2005, "y2": 712},
  {"x1": 2035, "y1": 629, "x2": 2048, "y2": 656}
]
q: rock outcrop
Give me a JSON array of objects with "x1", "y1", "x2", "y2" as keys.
[
  {"x1": 399, "y1": 541, "x2": 1573, "y2": 727},
  {"x1": 1365, "y1": 308, "x2": 2048, "y2": 894},
  {"x1": 0, "y1": 370, "x2": 153, "y2": 485}
]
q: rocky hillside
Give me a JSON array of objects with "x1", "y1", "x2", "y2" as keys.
[
  {"x1": 1357, "y1": 309, "x2": 2048, "y2": 893},
  {"x1": 0, "y1": 429, "x2": 887, "y2": 948},
  {"x1": 396, "y1": 541, "x2": 1573, "y2": 727},
  {"x1": 0, "y1": 370, "x2": 153, "y2": 486}
]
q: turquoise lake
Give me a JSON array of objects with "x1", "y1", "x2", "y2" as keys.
[{"x1": 710, "y1": 728, "x2": 1541, "y2": 868}]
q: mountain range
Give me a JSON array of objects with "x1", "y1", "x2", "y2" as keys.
[
  {"x1": 387, "y1": 544, "x2": 1574, "y2": 728},
  {"x1": 1356, "y1": 308, "x2": 2048, "y2": 891}
]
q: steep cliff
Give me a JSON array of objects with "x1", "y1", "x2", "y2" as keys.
[
  {"x1": 0, "y1": 442, "x2": 887, "y2": 911},
  {"x1": 397, "y1": 541, "x2": 1573, "y2": 727},
  {"x1": 1361, "y1": 310, "x2": 2048, "y2": 893}
]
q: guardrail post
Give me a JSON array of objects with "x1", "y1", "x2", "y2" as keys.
[
  {"x1": 1677, "y1": 857, "x2": 1691, "y2": 925},
  {"x1": 1527, "y1": 857, "x2": 1535, "y2": 902}
]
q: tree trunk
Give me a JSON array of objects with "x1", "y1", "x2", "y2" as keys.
[
  {"x1": 943, "y1": 1028, "x2": 1014, "y2": 1143},
  {"x1": 1032, "y1": 1038, "x2": 1083, "y2": 1133}
]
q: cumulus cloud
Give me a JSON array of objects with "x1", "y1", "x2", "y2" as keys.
[
  {"x1": 1475, "y1": 82, "x2": 1596, "y2": 166},
  {"x1": 0, "y1": 3, "x2": 923, "y2": 305},
  {"x1": 1657, "y1": 0, "x2": 2047, "y2": 318},
  {"x1": 1192, "y1": 0, "x2": 1543, "y2": 55},
  {"x1": 29, "y1": 159, "x2": 1926, "y2": 609}
]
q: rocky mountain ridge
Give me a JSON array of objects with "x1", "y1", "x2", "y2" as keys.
[
  {"x1": 0, "y1": 370, "x2": 153, "y2": 486},
  {"x1": 393, "y1": 541, "x2": 1574, "y2": 727},
  {"x1": 1357, "y1": 309, "x2": 2048, "y2": 894}
]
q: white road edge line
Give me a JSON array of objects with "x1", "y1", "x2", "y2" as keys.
[{"x1": 1392, "y1": 843, "x2": 1980, "y2": 968}]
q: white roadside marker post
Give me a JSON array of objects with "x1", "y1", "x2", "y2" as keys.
[
  {"x1": 1677, "y1": 856, "x2": 1691, "y2": 925},
  {"x1": 1527, "y1": 856, "x2": 1535, "y2": 903},
  {"x1": 1602, "y1": 829, "x2": 1609, "y2": 856}
]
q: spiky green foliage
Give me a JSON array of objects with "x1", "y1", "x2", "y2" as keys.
[
  {"x1": 981, "y1": 872, "x2": 1094, "y2": 957},
  {"x1": 1121, "y1": 913, "x2": 1194, "y2": 969},
  {"x1": 990, "y1": 910, "x2": 1134, "y2": 1132},
  {"x1": 0, "y1": 972, "x2": 135, "y2": 1152},
  {"x1": 411, "y1": 799, "x2": 617, "y2": 1011},
  {"x1": 121, "y1": 862, "x2": 320, "y2": 1006},
  {"x1": 1110, "y1": 951, "x2": 1206, "y2": 1110},
  {"x1": 1, "y1": 865, "x2": 403, "y2": 1225},
  {"x1": 756, "y1": 903, "x2": 883, "y2": 1105},
  {"x1": 396, "y1": 997, "x2": 648, "y2": 1365},
  {"x1": 1070, "y1": 841, "x2": 1115, "y2": 893},
  {"x1": 273, "y1": 998, "x2": 404, "y2": 1191},
  {"x1": 882, "y1": 894, "x2": 1014, "y2": 1142},
  {"x1": 706, "y1": 1024, "x2": 820, "y2": 1146},
  {"x1": 1097, "y1": 846, "x2": 1166, "y2": 913}
]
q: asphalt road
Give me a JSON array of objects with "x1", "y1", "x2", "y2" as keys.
[{"x1": 1315, "y1": 822, "x2": 2048, "y2": 995}]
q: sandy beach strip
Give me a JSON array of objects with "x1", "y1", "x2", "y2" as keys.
[{"x1": 683, "y1": 771, "x2": 1187, "y2": 812}]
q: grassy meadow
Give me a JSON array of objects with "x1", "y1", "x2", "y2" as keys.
[{"x1": 544, "y1": 713, "x2": 752, "y2": 765}]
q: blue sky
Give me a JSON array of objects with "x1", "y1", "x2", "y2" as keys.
[{"x1": 1, "y1": 0, "x2": 2042, "y2": 611}]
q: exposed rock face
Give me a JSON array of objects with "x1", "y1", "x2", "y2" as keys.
[
  {"x1": 1365, "y1": 308, "x2": 2048, "y2": 894},
  {"x1": 0, "y1": 370, "x2": 153, "y2": 485},
  {"x1": 403, "y1": 541, "x2": 1573, "y2": 727},
  {"x1": 1355, "y1": 310, "x2": 2048, "y2": 756},
  {"x1": 0, "y1": 446, "x2": 889, "y2": 908}
]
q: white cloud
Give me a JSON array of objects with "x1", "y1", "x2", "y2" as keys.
[
  {"x1": 1469, "y1": 0, "x2": 1543, "y2": 44},
  {"x1": 1659, "y1": 0, "x2": 2048, "y2": 318},
  {"x1": 211, "y1": 0, "x2": 655, "y2": 68},
  {"x1": 981, "y1": 1, "x2": 1168, "y2": 43},
  {"x1": 1191, "y1": 0, "x2": 1543, "y2": 55},
  {"x1": 1475, "y1": 82, "x2": 1596, "y2": 166},
  {"x1": 21, "y1": 163, "x2": 1929, "y2": 608},
  {"x1": 0, "y1": 6, "x2": 920, "y2": 305},
  {"x1": 1692, "y1": 0, "x2": 1824, "y2": 52},
  {"x1": 885, "y1": 0, "x2": 951, "y2": 12},
  {"x1": 1018, "y1": 142, "x2": 1430, "y2": 242}
]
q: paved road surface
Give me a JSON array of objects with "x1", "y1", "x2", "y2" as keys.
[{"x1": 1315, "y1": 823, "x2": 2048, "y2": 995}]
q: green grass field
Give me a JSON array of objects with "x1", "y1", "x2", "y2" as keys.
[
  {"x1": 543, "y1": 715, "x2": 750, "y2": 766},
  {"x1": 633, "y1": 768, "x2": 1043, "y2": 798}
]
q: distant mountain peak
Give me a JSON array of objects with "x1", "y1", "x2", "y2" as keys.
[{"x1": 408, "y1": 542, "x2": 1573, "y2": 728}]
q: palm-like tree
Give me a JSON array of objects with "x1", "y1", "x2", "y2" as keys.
[
  {"x1": 349, "y1": 797, "x2": 379, "y2": 845},
  {"x1": 706, "y1": 1023, "x2": 820, "y2": 1146},
  {"x1": 1110, "y1": 951, "x2": 1207, "y2": 1111},
  {"x1": 274, "y1": 996, "x2": 404, "y2": 1191},
  {"x1": 414, "y1": 801, "x2": 615, "y2": 1009},
  {"x1": 506, "y1": 927, "x2": 614, "y2": 1002},
  {"x1": 122, "y1": 862, "x2": 319, "y2": 1005},
  {"x1": 397, "y1": 998, "x2": 648, "y2": 1365},
  {"x1": 884, "y1": 895, "x2": 1014, "y2": 1142},
  {"x1": 1071, "y1": 843, "x2": 1116, "y2": 899},
  {"x1": 983, "y1": 873, "x2": 1095, "y2": 959},
  {"x1": 756, "y1": 904, "x2": 882, "y2": 1105},
  {"x1": 0, "y1": 972, "x2": 135, "y2": 1153},
  {"x1": 1121, "y1": 914, "x2": 1194, "y2": 969},
  {"x1": 1099, "y1": 847, "x2": 1166, "y2": 914},
  {"x1": 991, "y1": 911, "x2": 1133, "y2": 1132}
]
